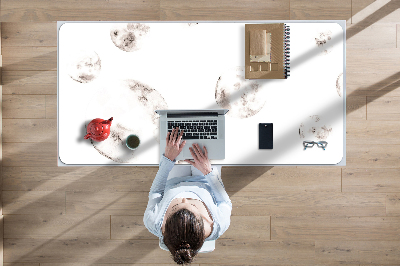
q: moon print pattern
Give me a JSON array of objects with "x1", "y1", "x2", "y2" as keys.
[
  {"x1": 299, "y1": 115, "x2": 332, "y2": 141},
  {"x1": 215, "y1": 66, "x2": 265, "y2": 119},
  {"x1": 315, "y1": 30, "x2": 333, "y2": 55},
  {"x1": 90, "y1": 123, "x2": 132, "y2": 163},
  {"x1": 67, "y1": 51, "x2": 101, "y2": 83},
  {"x1": 336, "y1": 73, "x2": 343, "y2": 97},
  {"x1": 85, "y1": 80, "x2": 168, "y2": 163},
  {"x1": 110, "y1": 23, "x2": 150, "y2": 52},
  {"x1": 125, "y1": 79, "x2": 168, "y2": 127}
]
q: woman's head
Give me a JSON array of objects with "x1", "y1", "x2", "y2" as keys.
[{"x1": 163, "y1": 208, "x2": 206, "y2": 264}]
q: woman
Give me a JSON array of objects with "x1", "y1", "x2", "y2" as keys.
[{"x1": 144, "y1": 127, "x2": 232, "y2": 264}]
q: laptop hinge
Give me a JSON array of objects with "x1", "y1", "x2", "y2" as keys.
[{"x1": 167, "y1": 112, "x2": 219, "y2": 118}]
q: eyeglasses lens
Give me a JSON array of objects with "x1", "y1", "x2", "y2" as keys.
[
  {"x1": 304, "y1": 142, "x2": 314, "y2": 147},
  {"x1": 317, "y1": 142, "x2": 327, "y2": 148}
]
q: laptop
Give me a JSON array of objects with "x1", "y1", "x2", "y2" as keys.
[{"x1": 155, "y1": 109, "x2": 229, "y2": 160}]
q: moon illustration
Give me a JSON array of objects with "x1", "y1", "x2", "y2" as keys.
[
  {"x1": 315, "y1": 30, "x2": 333, "y2": 55},
  {"x1": 85, "y1": 80, "x2": 168, "y2": 163},
  {"x1": 67, "y1": 50, "x2": 101, "y2": 83},
  {"x1": 110, "y1": 23, "x2": 150, "y2": 52},
  {"x1": 336, "y1": 73, "x2": 343, "y2": 97},
  {"x1": 215, "y1": 66, "x2": 266, "y2": 119},
  {"x1": 299, "y1": 115, "x2": 332, "y2": 141},
  {"x1": 89, "y1": 123, "x2": 133, "y2": 163}
]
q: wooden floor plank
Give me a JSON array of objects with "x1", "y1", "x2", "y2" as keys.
[
  {"x1": 231, "y1": 191, "x2": 386, "y2": 216},
  {"x1": 316, "y1": 240, "x2": 400, "y2": 264},
  {"x1": 0, "y1": 216, "x2": 3, "y2": 266},
  {"x1": 367, "y1": 96, "x2": 400, "y2": 120},
  {"x1": 359, "y1": 265, "x2": 400, "y2": 266},
  {"x1": 1, "y1": 165, "x2": 338, "y2": 193},
  {"x1": 346, "y1": 120, "x2": 400, "y2": 145},
  {"x1": 1, "y1": 71, "x2": 57, "y2": 95},
  {"x1": 160, "y1": 0, "x2": 289, "y2": 20},
  {"x1": 2, "y1": 95, "x2": 46, "y2": 119},
  {"x1": 3, "y1": 238, "x2": 316, "y2": 264},
  {"x1": 200, "y1": 239, "x2": 315, "y2": 265},
  {"x1": 1, "y1": 22, "x2": 57, "y2": 46},
  {"x1": 351, "y1": 0, "x2": 376, "y2": 23},
  {"x1": 347, "y1": 71, "x2": 400, "y2": 98},
  {"x1": 202, "y1": 264, "x2": 358, "y2": 266},
  {"x1": 349, "y1": 0, "x2": 400, "y2": 40},
  {"x1": 2, "y1": 166, "x2": 158, "y2": 192},
  {"x1": 2, "y1": 119, "x2": 56, "y2": 143},
  {"x1": 0, "y1": 33, "x2": 3, "y2": 266},
  {"x1": 2, "y1": 191, "x2": 65, "y2": 215},
  {"x1": 343, "y1": 168, "x2": 400, "y2": 193},
  {"x1": 351, "y1": 0, "x2": 400, "y2": 25},
  {"x1": 45, "y1": 95, "x2": 56, "y2": 119},
  {"x1": 66, "y1": 191, "x2": 148, "y2": 216},
  {"x1": 111, "y1": 215, "x2": 270, "y2": 240},
  {"x1": 347, "y1": 23, "x2": 397, "y2": 49},
  {"x1": 4, "y1": 214, "x2": 110, "y2": 239},
  {"x1": 2, "y1": 142, "x2": 57, "y2": 167},
  {"x1": 273, "y1": 216, "x2": 400, "y2": 241},
  {"x1": 3, "y1": 238, "x2": 162, "y2": 264},
  {"x1": 347, "y1": 48, "x2": 400, "y2": 74},
  {"x1": 41, "y1": 264, "x2": 197, "y2": 266},
  {"x1": 0, "y1": 21, "x2": 2, "y2": 50},
  {"x1": 346, "y1": 144, "x2": 400, "y2": 168},
  {"x1": 69, "y1": 190, "x2": 388, "y2": 217},
  {"x1": 290, "y1": 0, "x2": 351, "y2": 20},
  {"x1": 1, "y1": 47, "x2": 56, "y2": 71},
  {"x1": 4, "y1": 263, "x2": 39, "y2": 266},
  {"x1": 111, "y1": 215, "x2": 156, "y2": 240},
  {"x1": 219, "y1": 216, "x2": 270, "y2": 240},
  {"x1": 386, "y1": 193, "x2": 400, "y2": 216},
  {"x1": 346, "y1": 96, "x2": 366, "y2": 120},
  {"x1": 0, "y1": 0, "x2": 160, "y2": 22},
  {"x1": 68, "y1": 190, "x2": 388, "y2": 216},
  {"x1": 2, "y1": 47, "x2": 55, "y2": 72},
  {"x1": 222, "y1": 166, "x2": 341, "y2": 193}
]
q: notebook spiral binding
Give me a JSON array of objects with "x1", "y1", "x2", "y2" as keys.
[{"x1": 284, "y1": 24, "x2": 291, "y2": 79}]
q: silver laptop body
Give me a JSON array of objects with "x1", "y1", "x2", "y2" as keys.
[{"x1": 155, "y1": 109, "x2": 229, "y2": 160}]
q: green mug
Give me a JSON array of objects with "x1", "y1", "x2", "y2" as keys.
[{"x1": 126, "y1": 134, "x2": 140, "y2": 150}]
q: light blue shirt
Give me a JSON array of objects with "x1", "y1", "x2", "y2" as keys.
[{"x1": 143, "y1": 154, "x2": 232, "y2": 243}]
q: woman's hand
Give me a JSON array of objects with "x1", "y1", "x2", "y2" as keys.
[
  {"x1": 165, "y1": 127, "x2": 186, "y2": 161},
  {"x1": 184, "y1": 143, "x2": 212, "y2": 175}
]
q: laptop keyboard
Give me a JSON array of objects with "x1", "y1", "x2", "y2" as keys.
[{"x1": 168, "y1": 120, "x2": 218, "y2": 139}]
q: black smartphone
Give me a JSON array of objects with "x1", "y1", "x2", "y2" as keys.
[{"x1": 259, "y1": 123, "x2": 273, "y2": 149}]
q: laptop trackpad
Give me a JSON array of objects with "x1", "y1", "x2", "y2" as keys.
[{"x1": 183, "y1": 141, "x2": 214, "y2": 159}]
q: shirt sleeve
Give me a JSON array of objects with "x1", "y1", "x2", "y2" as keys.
[
  {"x1": 204, "y1": 167, "x2": 232, "y2": 238},
  {"x1": 143, "y1": 154, "x2": 175, "y2": 237}
]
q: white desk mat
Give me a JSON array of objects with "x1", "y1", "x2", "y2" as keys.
[{"x1": 58, "y1": 21, "x2": 345, "y2": 165}]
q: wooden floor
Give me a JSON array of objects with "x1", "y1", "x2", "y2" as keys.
[{"x1": 1, "y1": 0, "x2": 400, "y2": 265}]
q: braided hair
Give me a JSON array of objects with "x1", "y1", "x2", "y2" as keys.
[{"x1": 163, "y1": 208, "x2": 206, "y2": 264}]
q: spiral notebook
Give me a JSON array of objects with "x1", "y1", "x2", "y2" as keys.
[{"x1": 245, "y1": 23, "x2": 290, "y2": 79}]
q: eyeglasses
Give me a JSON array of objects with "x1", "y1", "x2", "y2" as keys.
[{"x1": 303, "y1": 141, "x2": 328, "y2": 150}]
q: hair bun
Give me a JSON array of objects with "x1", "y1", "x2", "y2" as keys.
[
  {"x1": 179, "y1": 243, "x2": 191, "y2": 250},
  {"x1": 174, "y1": 247, "x2": 193, "y2": 264}
]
